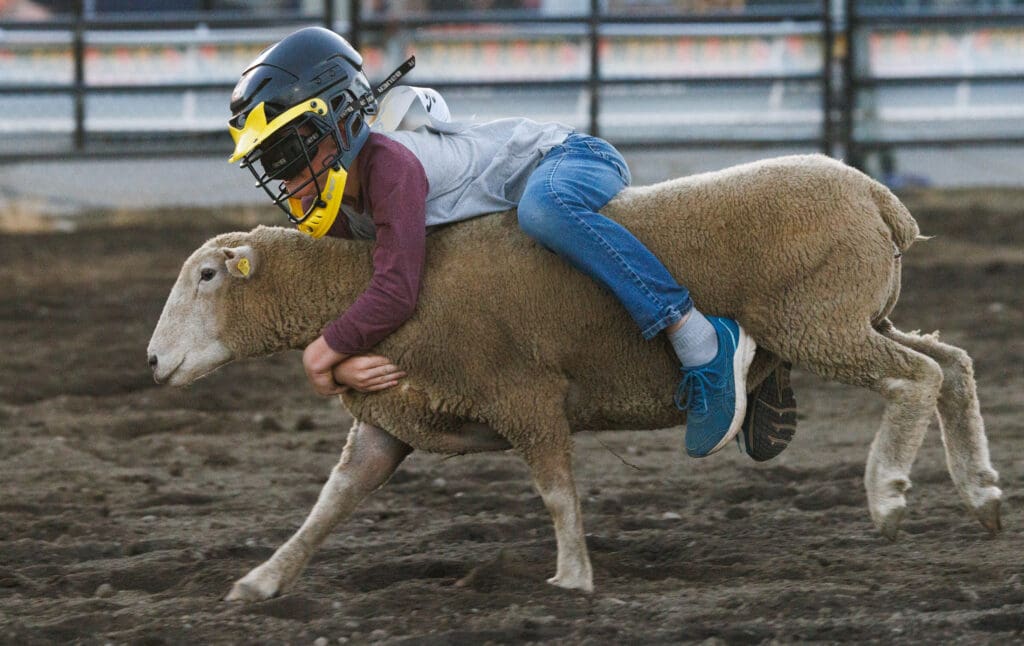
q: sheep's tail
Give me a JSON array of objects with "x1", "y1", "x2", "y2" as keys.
[{"x1": 870, "y1": 182, "x2": 920, "y2": 253}]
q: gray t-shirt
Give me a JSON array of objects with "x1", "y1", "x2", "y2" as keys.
[
  {"x1": 375, "y1": 117, "x2": 572, "y2": 229},
  {"x1": 323, "y1": 117, "x2": 572, "y2": 356}
]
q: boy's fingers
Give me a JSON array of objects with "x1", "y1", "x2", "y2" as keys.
[
  {"x1": 314, "y1": 384, "x2": 336, "y2": 396},
  {"x1": 310, "y1": 371, "x2": 344, "y2": 396}
]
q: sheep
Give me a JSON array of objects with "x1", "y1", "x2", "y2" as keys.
[{"x1": 147, "y1": 153, "x2": 1002, "y2": 601}]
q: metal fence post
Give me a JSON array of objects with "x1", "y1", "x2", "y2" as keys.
[
  {"x1": 324, "y1": 0, "x2": 334, "y2": 32},
  {"x1": 72, "y1": 0, "x2": 85, "y2": 152},
  {"x1": 588, "y1": 0, "x2": 600, "y2": 137},
  {"x1": 347, "y1": 0, "x2": 360, "y2": 50},
  {"x1": 841, "y1": 0, "x2": 857, "y2": 168},
  {"x1": 323, "y1": 0, "x2": 335, "y2": 32},
  {"x1": 822, "y1": 0, "x2": 834, "y2": 157}
]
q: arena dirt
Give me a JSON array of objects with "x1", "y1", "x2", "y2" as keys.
[{"x1": 1, "y1": 191, "x2": 1022, "y2": 644}]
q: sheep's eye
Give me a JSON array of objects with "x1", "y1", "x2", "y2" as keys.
[{"x1": 199, "y1": 268, "x2": 216, "y2": 282}]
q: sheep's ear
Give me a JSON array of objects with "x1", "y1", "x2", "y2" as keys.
[{"x1": 222, "y1": 246, "x2": 258, "y2": 279}]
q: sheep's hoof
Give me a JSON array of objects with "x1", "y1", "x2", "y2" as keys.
[
  {"x1": 546, "y1": 574, "x2": 594, "y2": 593},
  {"x1": 225, "y1": 567, "x2": 283, "y2": 602},
  {"x1": 875, "y1": 506, "x2": 905, "y2": 542},
  {"x1": 974, "y1": 498, "x2": 1002, "y2": 536}
]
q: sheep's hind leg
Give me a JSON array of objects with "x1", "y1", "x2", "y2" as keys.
[
  {"x1": 880, "y1": 326, "x2": 1002, "y2": 534},
  {"x1": 226, "y1": 421, "x2": 411, "y2": 602},
  {"x1": 518, "y1": 432, "x2": 593, "y2": 592},
  {"x1": 795, "y1": 329, "x2": 943, "y2": 540}
]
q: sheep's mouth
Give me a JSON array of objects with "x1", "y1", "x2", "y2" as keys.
[
  {"x1": 152, "y1": 356, "x2": 185, "y2": 386},
  {"x1": 161, "y1": 350, "x2": 234, "y2": 388}
]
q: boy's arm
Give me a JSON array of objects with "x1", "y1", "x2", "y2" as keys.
[{"x1": 305, "y1": 139, "x2": 428, "y2": 395}]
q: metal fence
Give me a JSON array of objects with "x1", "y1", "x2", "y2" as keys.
[
  {"x1": 1, "y1": 1, "x2": 1022, "y2": 168},
  {"x1": 842, "y1": 1, "x2": 1024, "y2": 171}
]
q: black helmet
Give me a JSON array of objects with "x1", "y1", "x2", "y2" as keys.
[{"x1": 228, "y1": 27, "x2": 377, "y2": 237}]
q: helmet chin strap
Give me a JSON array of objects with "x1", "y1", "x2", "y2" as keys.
[{"x1": 337, "y1": 56, "x2": 416, "y2": 123}]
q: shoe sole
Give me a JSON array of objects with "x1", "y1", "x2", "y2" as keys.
[
  {"x1": 702, "y1": 326, "x2": 757, "y2": 456},
  {"x1": 740, "y1": 362, "x2": 798, "y2": 462}
]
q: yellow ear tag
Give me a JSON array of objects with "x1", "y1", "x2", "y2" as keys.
[{"x1": 237, "y1": 257, "x2": 251, "y2": 277}]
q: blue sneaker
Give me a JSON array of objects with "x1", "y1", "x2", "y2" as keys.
[{"x1": 674, "y1": 316, "x2": 757, "y2": 458}]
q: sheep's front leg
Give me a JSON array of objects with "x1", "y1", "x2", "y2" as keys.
[
  {"x1": 523, "y1": 444, "x2": 594, "y2": 593},
  {"x1": 226, "y1": 421, "x2": 411, "y2": 602}
]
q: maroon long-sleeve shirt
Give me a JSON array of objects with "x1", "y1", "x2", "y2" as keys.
[{"x1": 321, "y1": 133, "x2": 429, "y2": 355}]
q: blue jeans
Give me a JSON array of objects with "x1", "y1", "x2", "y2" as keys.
[{"x1": 518, "y1": 132, "x2": 693, "y2": 339}]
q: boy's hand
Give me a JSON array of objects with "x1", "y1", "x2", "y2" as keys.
[
  {"x1": 302, "y1": 336, "x2": 348, "y2": 396},
  {"x1": 332, "y1": 354, "x2": 406, "y2": 393}
]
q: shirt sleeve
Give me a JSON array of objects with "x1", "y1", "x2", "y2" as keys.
[{"x1": 322, "y1": 137, "x2": 429, "y2": 355}]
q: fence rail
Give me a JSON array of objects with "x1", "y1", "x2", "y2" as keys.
[
  {"x1": 1, "y1": 1, "x2": 1022, "y2": 169},
  {"x1": 841, "y1": 0, "x2": 1024, "y2": 168}
]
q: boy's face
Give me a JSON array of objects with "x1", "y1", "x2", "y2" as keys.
[{"x1": 280, "y1": 124, "x2": 342, "y2": 209}]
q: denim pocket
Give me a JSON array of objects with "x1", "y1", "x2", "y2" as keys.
[{"x1": 581, "y1": 137, "x2": 631, "y2": 185}]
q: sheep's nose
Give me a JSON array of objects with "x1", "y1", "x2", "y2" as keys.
[{"x1": 147, "y1": 354, "x2": 159, "y2": 371}]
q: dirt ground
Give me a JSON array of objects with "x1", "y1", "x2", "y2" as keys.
[{"x1": 1, "y1": 189, "x2": 1022, "y2": 645}]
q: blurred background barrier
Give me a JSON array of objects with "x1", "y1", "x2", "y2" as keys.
[{"x1": 0, "y1": 0, "x2": 1022, "y2": 194}]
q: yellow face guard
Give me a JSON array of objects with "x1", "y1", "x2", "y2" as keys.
[
  {"x1": 228, "y1": 98, "x2": 349, "y2": 238},
  {"x1": 229, "y1": 98, "x2": 328, "y2": 163},
  {"x1": 286, "y1": 166, "x2": 347, "y2": 238}
]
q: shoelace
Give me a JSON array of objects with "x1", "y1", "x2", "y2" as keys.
[{"x1": 674, "y1": 367, "x2": 724, "y2": 415}]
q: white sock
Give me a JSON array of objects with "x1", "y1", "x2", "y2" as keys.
[{"x1": 668, "y1": 310, "x2": 719, "y2": 368}]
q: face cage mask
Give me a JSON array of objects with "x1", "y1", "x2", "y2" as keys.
[{"x1": 239, "y1": 111, "x2": 347, "y2": 229}]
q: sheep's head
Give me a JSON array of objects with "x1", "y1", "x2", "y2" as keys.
[{"x1": 147, "y1": 238, "x2": 259, "y2": 387}]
